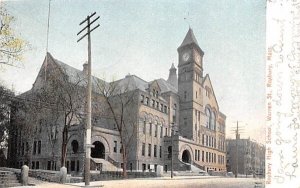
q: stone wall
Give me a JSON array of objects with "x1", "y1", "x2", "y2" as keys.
[{"x1": 90, "y1": 171, "x2": 157, "y2": 181}]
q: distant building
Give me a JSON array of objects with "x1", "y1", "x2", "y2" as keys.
[
  {"x1": 8, "y1": 28, "x2": 226, "y2": 174},
  {"x1": 226, "y1": 138, "x2": 265, "y2": 176}
]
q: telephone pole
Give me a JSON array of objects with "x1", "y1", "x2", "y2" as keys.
[
  {"x1": 235, "y1": 121, "x2": 239, "y2": 178},
  {"x1": 77, "y1": 12, "x2": 100, "y2": 186}
]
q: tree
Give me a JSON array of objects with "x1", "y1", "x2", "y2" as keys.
[
  {"x1": 0, "y1": 6, "x2": 29, "y2": 67},
  {"x1": 0, "y1": 84, "x2": 13, "y2": 150},
  {"x1": 96, "y1": 79, "x2": 138, "y2": 178},
  {"x1": 37, "y1": 64, "x2": 86, "y2": 168}
]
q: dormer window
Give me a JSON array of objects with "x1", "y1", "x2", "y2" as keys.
[{"x1": 156, "y1": 91, "x2": 159, "y2": 98}]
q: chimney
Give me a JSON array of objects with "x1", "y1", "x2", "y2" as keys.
[{"x1": 83, "y1": 62, "x2": 88, "y2": 75}]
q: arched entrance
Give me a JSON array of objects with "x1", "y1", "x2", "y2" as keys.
[
  {"x1": 91, "y1": 141, "x2": 105, "y2": 159},
  {"x1": 182, "y1": 150, "x2": 191, "y2": 163}
]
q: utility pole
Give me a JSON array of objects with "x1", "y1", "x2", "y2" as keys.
[
  {"x1": 77, "y1": 12, "x2": 100, "y2": 186},
  {"x1": 171, "y1": 123, "x2": 174, "y2": 178},
  {"x1": 235, "y1": 121, "x2": 239, "y2": 178}
]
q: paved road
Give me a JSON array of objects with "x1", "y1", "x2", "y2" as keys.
[{"x1": 17, "y1": 176, "x2": 265, "y2": 188}]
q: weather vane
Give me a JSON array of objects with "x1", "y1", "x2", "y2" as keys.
[{"x1": 184, "y1": 11, "x2": 191, "y2": 28}]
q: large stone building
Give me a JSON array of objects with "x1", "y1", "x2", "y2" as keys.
[
  {"x1": 8, "y1": 28, "x2": 226, "y2": 174},
  {"x1": 226, "y1": 138, "x2": 265, "y2": 176}
]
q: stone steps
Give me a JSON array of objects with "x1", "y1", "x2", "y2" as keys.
[{"x1": 0, "y1": 170, "x2": 22, "y2": 187}]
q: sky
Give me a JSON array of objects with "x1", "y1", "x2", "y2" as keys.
[{"x1": 0, "y1": 0, "x2": 266, "y2": 143}]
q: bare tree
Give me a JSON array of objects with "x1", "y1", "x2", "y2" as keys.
[
  {"x1": 0, "y1": 84, "x2": 13, "y2": 150},
  {"x1": 37, "y1": 64, "x2": 86, "y2": 168},
  {"x1": 96, "y1": 79, "x2": 138, "y2": 178}
]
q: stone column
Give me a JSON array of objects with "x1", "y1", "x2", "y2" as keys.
[
  {"x1": 21, "y1": 165, "x2": 29, "y2": 186},
  {"x1": 59, "y1": 167, "x2": 67, "y2": 184}
]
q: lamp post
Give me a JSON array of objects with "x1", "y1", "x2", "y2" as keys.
[{"x1": 170, "y1": 122, "x2": 176, "y2": 179}]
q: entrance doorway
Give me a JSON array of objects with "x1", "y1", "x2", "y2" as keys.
[
  {"x1": 91, "y1": 141, "x2": 105, "y2": 159},
  {"x1": 182, "y1": 150, "x2": 191, "y2": 163}
]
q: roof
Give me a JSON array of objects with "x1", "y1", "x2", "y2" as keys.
[
  {"x1": 112, "y1": 74, "x2": 148, "y2": 93},
  {"x1": 155, "y1": 78, "x2": 177, "y2": 93},
  {"x1": 178, "y1": 28, "x2": 204, "y2": 55},
  {"x1": 46, "y1": 52, "x2": 106, "y2": 93},
  {"x1": 33, "y1": 53, "x2": 178, "y2": 97},
  {"x1": 179, "y1": 28, "x2": 199, "y2": 47}
]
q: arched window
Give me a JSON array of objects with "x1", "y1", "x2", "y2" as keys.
[
  {"x1": 205, "y1": 107, "x2": 211, "y2": 128},
  {"x1": 210, "y1": 111, "x2": 216, "y2": 130},
  {"x1": 71, "y1": 140, "x2": 79, "y2": 153}
]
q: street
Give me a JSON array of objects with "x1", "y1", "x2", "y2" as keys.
[{"x1": 18, "y1": 176, "x2": 265, "y2": 188}]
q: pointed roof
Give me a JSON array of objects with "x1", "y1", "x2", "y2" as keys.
[
  {"x1": 179, "y1": 28, "x2": 199, "y2": 47},
  {"x1": 170, "y1": 63, "x2": 176, "y2": 70},
  {"x1": 178, "y1": 28, "x2": 204, "y2": 55}
]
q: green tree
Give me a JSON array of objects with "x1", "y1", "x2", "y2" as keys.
[{"x1": 0, "y1": 6, "x2": 29, "y2": 66}]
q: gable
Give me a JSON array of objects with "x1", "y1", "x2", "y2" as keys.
[
  {"x1": 202, "y1": 74, "x2": 219, "y2": 111},
  {"x1": 148, "y1": 80, "x2": 161, "y2": 96}
]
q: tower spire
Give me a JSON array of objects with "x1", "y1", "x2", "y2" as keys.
[{"x1": 167, "y1": 63, "x2": 178, "y2": 89}]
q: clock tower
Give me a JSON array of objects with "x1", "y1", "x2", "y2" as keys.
[{"x1": 177, "y1": 28, "x2": 204, "y2": 141}]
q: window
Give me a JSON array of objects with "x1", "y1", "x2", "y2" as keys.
[
  {"x1": 32, "y1": 161, "x2": 35, "y2": 169},
  {"x1": 142, "y1": 164, "x2": 146, "y2": 172},
  {"x1": 142, "y1": 143, "x2": 145, "y2": 156},
  {"x1": 26, "y1": 142, "x2": 29, "y2": 152},
  {"x1": 154, "y1": 145, "x2": 157, "y2": 157},
  {"x1": 114, "y1": 141, "x2": 117, "y2": 152},
  {"x1": 195, "y1": 149, "x2": 197, "y2": 160},
  {"x1": 184, "y1": 91, "x2": 187, "y2": 100},
  {"x1": 148, "y1": 144, "x2": 151, "y2": 157},
  {"x1": 149, "y1": 123, "x2": 152, "y2": 135},
  {"x1": 159, "y1": 146, "x2": 162, "y2": 158},
  {"x1": 47, "y1": 161, "x2": 51, "y2": 170},
  {"x1": 205, "y1": 107, "x2": 211, "y2": 128},
  {"x1": 160, "y1": 104, "x2": 163, "y2": 111},
  {"x1": 152, "y1": 99, "x2": 155, "y2": 108},
  {"x1": 168, "y1": 146, "x2": 172, "y2": 159},
  {"x1": 184, "y1": 118, "x2": 187, "y2": 127},
  {"x1": 172, "y1": 104, "x2": 177, "y2": 122},
  {"x1": 120, "y1": 144, "x2": 123, "y2": 153},
  {"x1": 165, "y1": 128, "x2": 168, "y2": 136},
  {"x1": 156, "y1": 101, "x2": 159, "y2": 109},
  {"x1": 198, "y1": 150, "x2": 200, "y2": 161},
  {"x1": 146, "y1": 97, "x2": 149, "y2": 105},
  {"x1": 36, "y1": 161, "x2": 39, "y2": 169},
  {"x1": 71, "y1": 161, "x2": 75, "y2": 171},
  {"x1": 143, "y1": 121, "x2": 146, "y2": 134},
  {"x1": 33, "y1": 141, "x2": 37, "y2": 155},
  {"x1": 164, "y1": 106, "x2": 167, "y2": 113},
  {"x1": 206, "y1": 152, "x2": 208, "y2": 162},
  {"x1": 76, "y1": 160, "x2": 79, "y2": 172},
  {"x1": 155, "y1": 124, "x2": 158, "y2": 137},
  {"x1": 160, "y1": 126, "x2": 163, "y2": 138},
  {"x1": 140, "y1": 95, "x2": 144, "y2": 103},
  {"x1": 202, "y1": 134, "x2": 205, "y2": 145},
  {"x1": 156, "y1": 91, "x2": 158, "y2": 98},
  {"x1": 196, "y1": 91, "x2": 197, "y2": 98},
  {"x1": 71, "y1": 140, "x2": 79, "y2": 153},
  {"x1": 211, "y1": 112, "x2": 216, "y2": 130},
  {"x1": 38, "y1": 141, "x2": 41, "y2": 154},
  {"x1": 152, "y1": 89, "x2": 155, "y2": 97}
]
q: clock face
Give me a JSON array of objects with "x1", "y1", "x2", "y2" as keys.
[
  {"x1": 195, "y1": 53, "x2": 201, "y2": 64},
  {"x1": 182, "y1": 52, "x2": 190, "y2": 62}
]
